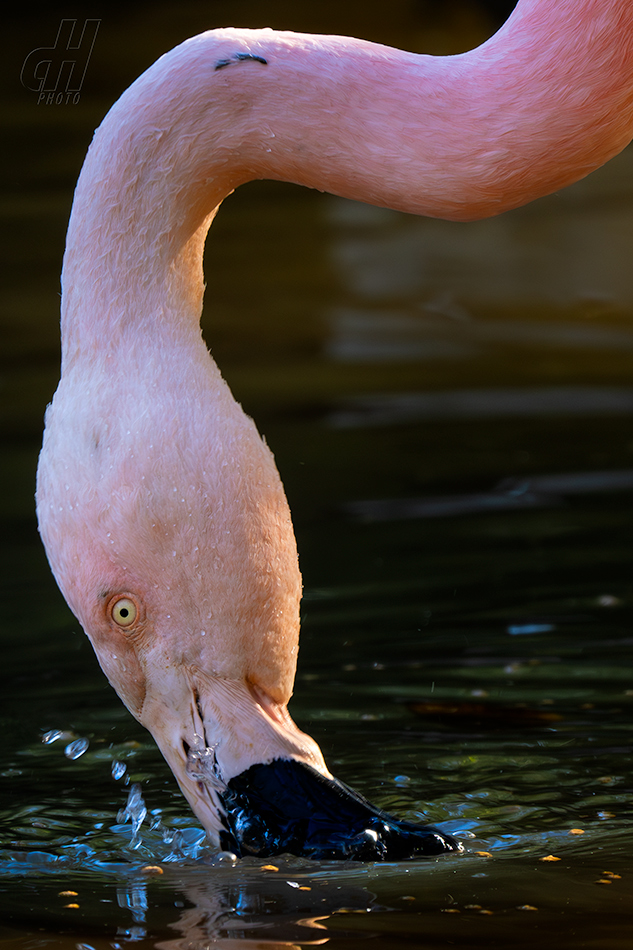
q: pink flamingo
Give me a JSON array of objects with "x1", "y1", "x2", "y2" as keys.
[{"x1": 36, "y1": 1, "x2": 633, "y2": 859}]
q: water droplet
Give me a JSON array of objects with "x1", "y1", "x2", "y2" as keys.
[
  {"x1": 42, "y1": 729, "x2": 64, "y2": 745},
  {"x1": 112, "y1": 760, "x2": 127, "y2": 780},
  {"x1": 65, "y1": 738, "x2": 89, "y2": 760}
]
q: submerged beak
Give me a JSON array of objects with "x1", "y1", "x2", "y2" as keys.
[{"x1": 138, "y1": 665, "x2": 460, "y2": 861}]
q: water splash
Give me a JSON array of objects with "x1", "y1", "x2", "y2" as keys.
[
  {"x1": 116, "y1": 784, "x2": 147, "y2": 850},
  {"x1": 161, "y1": 825, "x2": 208, "y2": 862},
  {"x1": 185, "y1": 735, "x2": 225, "y2": 792}
]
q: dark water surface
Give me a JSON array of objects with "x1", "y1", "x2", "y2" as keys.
[{"x1": 3, "y1": 1, "x2": 633, "y2": 947}]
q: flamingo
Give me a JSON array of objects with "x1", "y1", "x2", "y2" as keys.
[{"x1": 36, "y1": 0, "x2": 633, "y2": 859}]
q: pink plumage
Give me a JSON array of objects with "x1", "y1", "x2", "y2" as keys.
[{"x1": 36, "y1": 2, "x2": 633, "y2": 855}]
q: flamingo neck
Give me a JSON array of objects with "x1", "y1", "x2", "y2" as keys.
[{"x1": 61, "y1": 0, "x2": 633, "y2": 366}]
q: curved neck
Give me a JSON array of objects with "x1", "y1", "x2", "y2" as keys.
[{"x1": 61, "y1": 0, "x2": 633, "y2": 366}]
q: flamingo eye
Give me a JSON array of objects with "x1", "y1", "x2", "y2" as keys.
[{"x1": 110, "y1": 597, "x2": 138, "y2": 627}]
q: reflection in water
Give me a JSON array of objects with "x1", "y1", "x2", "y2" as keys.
[
  {"x1": 326, "y1": 308, "x2": 633, "y2": 364},
  {"x1": 344, "y1": 467, "x2": 633, "y2": 520},
  {"x1": 324, "y1": 146, "x2": 633, "y2": 306},
  {"x1": 329, "y1": 387, "x2": 633, "y2": 427},
  {"x1": 156, "y1": 872, "x2": 375, "y2": 949},
  {"x1": 117, "y1": 880, "x2": 149, "y2": 942}
]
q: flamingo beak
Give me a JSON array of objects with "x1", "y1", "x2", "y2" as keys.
[{"x1": 137, "y1": 666, "x2": 460, "y2": 861}]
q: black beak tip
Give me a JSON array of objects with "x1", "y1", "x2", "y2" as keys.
[{"x1": 219, "y1": 758, "x2": 459, "y2": 861}]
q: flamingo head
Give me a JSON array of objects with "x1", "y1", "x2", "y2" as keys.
[
  {"x1": 36, "y1": 363, "x2": 330, "y2": 839},
  {"x1": 36, "y1": 353, "x2": 457, "y2": 859}
]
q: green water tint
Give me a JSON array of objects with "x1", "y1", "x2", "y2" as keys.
[{"x1": 4, "y1": 0, "x2": 633, "y2": 945}]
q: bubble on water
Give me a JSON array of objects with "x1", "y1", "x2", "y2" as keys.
[
  {"x1": 213, "y1": 850, "x2": 237, "y2": 866},
  {"x1": 111, "y1": 760, "x2": 127, "y2": 780},
  {"x1": 64, "y1": 738, "x2": 89, "y2": 760},
  {"x1": 394, "y1": 774, "x2": 411, "y2": 786}
]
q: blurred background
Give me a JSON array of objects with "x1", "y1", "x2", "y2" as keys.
[{"x1": 3, "y1": 2, "x2": 633, "y2": 947}]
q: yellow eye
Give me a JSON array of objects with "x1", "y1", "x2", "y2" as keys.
[{"x1": 110, "y1": 597, "x2": 137, "y2": 627}]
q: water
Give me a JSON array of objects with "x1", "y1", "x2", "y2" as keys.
[{"x1": 3, "y1": 0, "x2": 633, "y2": 946}]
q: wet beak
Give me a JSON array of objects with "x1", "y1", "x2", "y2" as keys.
[
  {"x1": 137, "y1": 666, "x2": 460, "y2": 861},
  {"x1": 136, "y1": 665, "x2": 328, "y2": 843}
]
